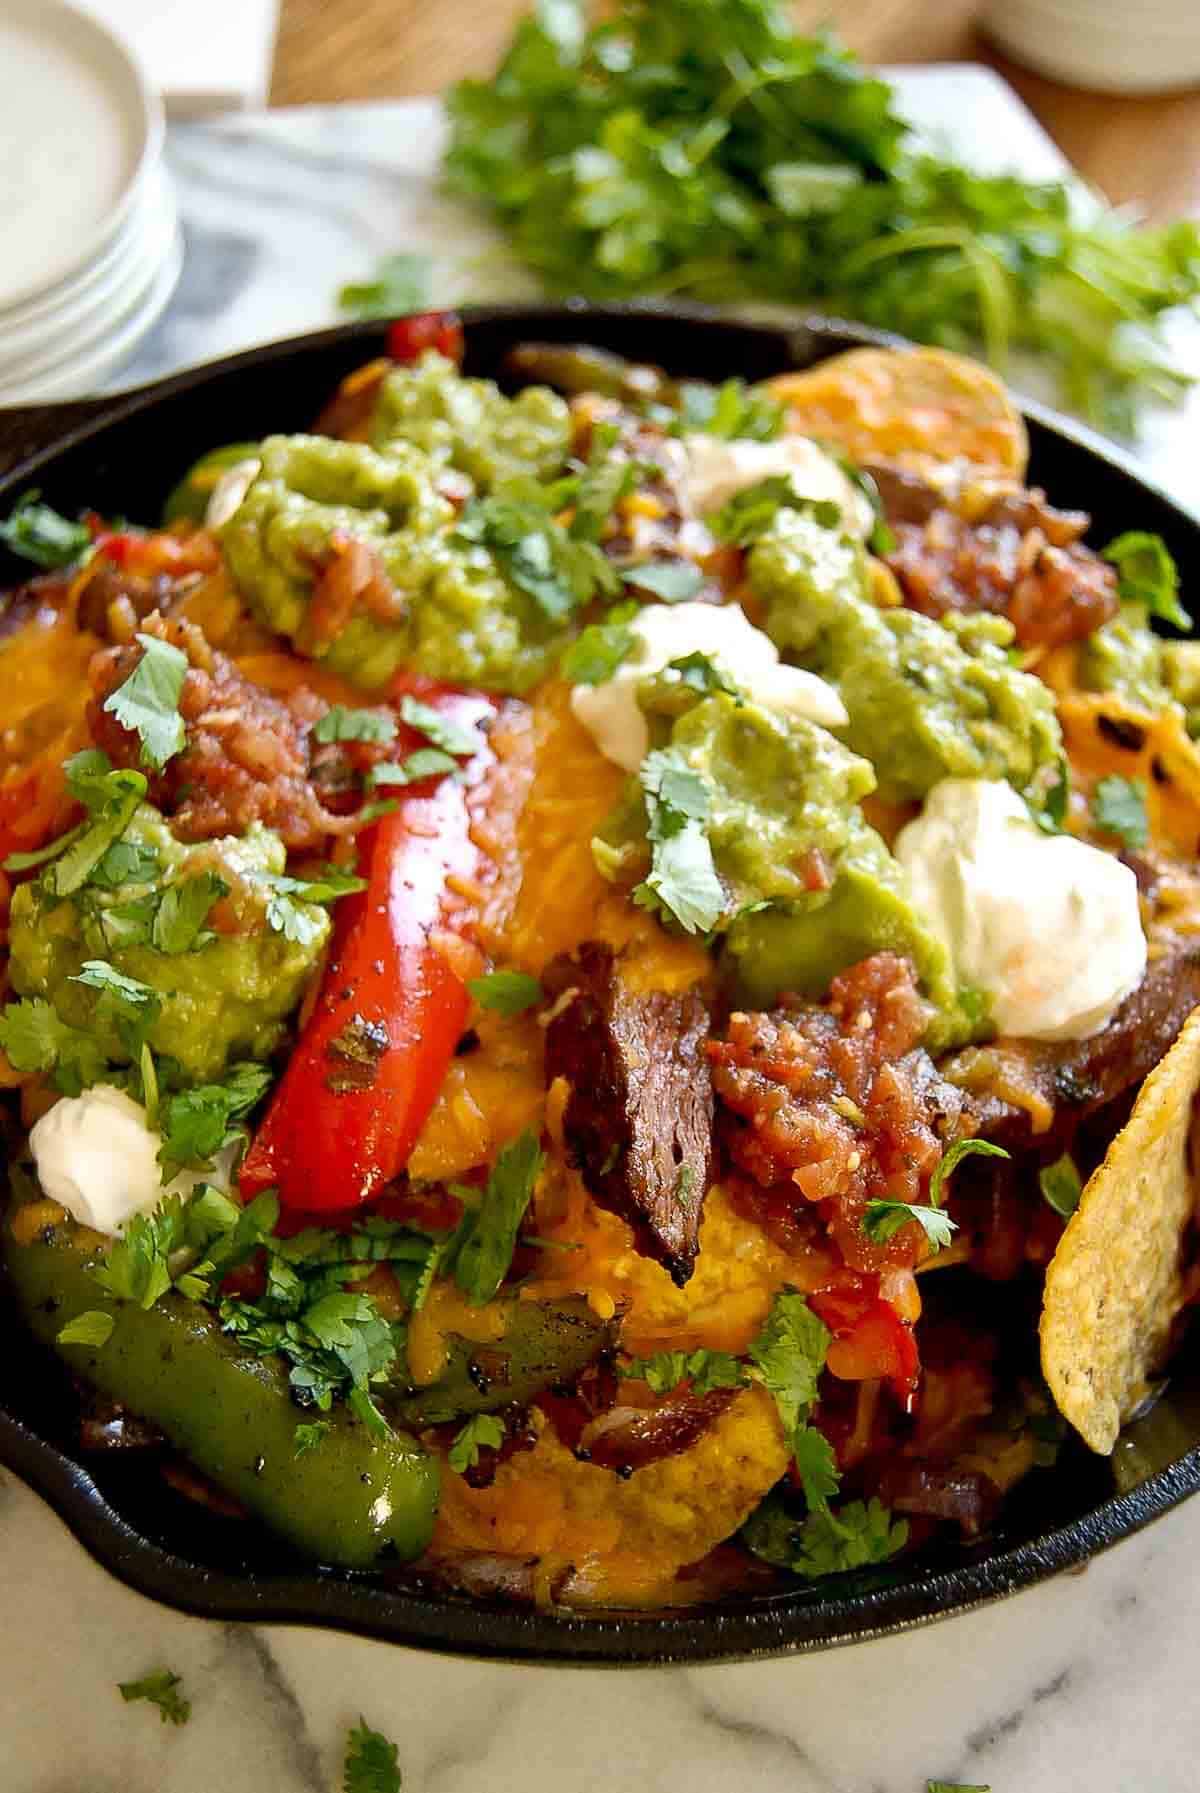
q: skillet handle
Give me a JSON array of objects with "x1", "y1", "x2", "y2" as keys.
[{"x1": 0, "y1": 397, "x2": 119, "y2": 482}]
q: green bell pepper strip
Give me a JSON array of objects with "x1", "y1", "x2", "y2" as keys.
[
  {"x1": 391, "y1": 1295, "x2": 611, "y2": 1428},
  {"x1": 4, "y1": 1210, "x2": 439, "y2": 1568}
]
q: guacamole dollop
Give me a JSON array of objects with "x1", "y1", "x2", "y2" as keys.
[
  {"x1": 370, "y1": 351, "x2": 571, "y2": 490},
  {"x1": 8, "y1": 809, "x2": 327, "y2": 1084},
  {"x1": 600, "y1": 687, "x2": 967, "y2": 1043},
  {"x1": 751, "y1": 508, "x2": 1062, "y2": 804}
]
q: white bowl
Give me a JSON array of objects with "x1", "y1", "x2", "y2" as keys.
[
  {"x1": 0, "y1": 166, "x2": 178, "y2": 377},
  {"x1": 981, "y1": 0, "x2": 1200, "y2": 92},
  {"x1": 0, "y1": 0, "x2": 163, "y2": 314}
]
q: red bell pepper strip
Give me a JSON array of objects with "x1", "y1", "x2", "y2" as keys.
[
  {"x1": 387, "y1": 311, "x2": 464, "y2": 365},
  {"x1": 239, "y1": 686, "x2": 495, "y2": 1213}
]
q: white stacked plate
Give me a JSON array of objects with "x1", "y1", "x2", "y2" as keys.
[{"x1": 0, "y1": 0, "x2": 182, "y2": 403}]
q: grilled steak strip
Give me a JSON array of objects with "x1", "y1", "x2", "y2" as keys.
[
  {"x1": 543, "y1": 942, "x2": 714, "y2": 1286},
  {"x1": 944, "y1": 947, "x2": 1200, "y2": 1150}
]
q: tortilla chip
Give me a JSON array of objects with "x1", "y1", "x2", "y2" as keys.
[
  {"x1": 1041, "y1": 1007, "x2": 1200, "y2": 1453},
  {"x1": 1057, "y1": 691, "x2": 1200, "y2": 861},
  {"x1": 765, "y1": 345, "x2": 1028, "y2": 478}
]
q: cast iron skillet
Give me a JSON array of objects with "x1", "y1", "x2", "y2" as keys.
[{"x1": 2, "y1": 304, "x2": 1199, "y2": 1666}]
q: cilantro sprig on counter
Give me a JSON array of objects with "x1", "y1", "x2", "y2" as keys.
[
  {"x1": 344, "y1": 1717, "x2": 403, "y2": 1793},
  {"x1": 118, "y1": 1669, "x2": 192, "y2": 1727},
  {"x1": 444, "y1": 0, "x2": 1200, "y2": 434}
]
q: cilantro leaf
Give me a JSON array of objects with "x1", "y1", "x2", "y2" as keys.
[
  {"x1": 397, "y1": 695, "x2": 481, "y2": 757},
  {"x1": 344, "y1": 1717, "x2": 402, "y2": 1793},
  {"x1": 560, "y1": 602, "x2": 638, "y2": 684},
  {"x1": 264, "y1": 866, "x2": 366, "y2": 905},
  {"x1": 748, "y1": 1289, "x2": 830, "y2": 1435},
  {"x1": 467, "y1": 969, "x2": 543, "y2": 1015},
  {"x1": 619, "y1": 560, "x2": 705, "y2": 603},
  {"x1": 118, "y1": 1669, "x2": 191, "y2": 1727},
  {"x1": 664, "y1": 652, "x2": 739, "y2": 700},
  {"x1": 862, "y1": 1200, "x2": 958, "y2": 1252},
  {"x1": 743, "y1": 1492, "x2": 908, "y2": 1580},
  {"x1": 57, "y1": 1309, "x2": 115, "y2": 1349},
  {"x1": 673, "y1": 378, "x2": 785, "y2": 442},
  {"x1": 264, "y1": 890, "x2": 328, "y2": 947},
  {"x1": 1091, "y1": 774, "x2": 1149, "y2": 850},
  {"x1": 1040, "y1": 1153, "x2": 1083, "y2": 1220},
  {"x1": 1103, "y1": 531, "x2": 1189, "y2": 631},
  {"x1": 338, "y1": 249, "x2": 433, "y2": 321},
  {"x1": 451, "y1": 1129, "x2": 543, "y2": 1305},
  {"x1": 294, "y1": 1419, "x2": 333, "y2": 1458},
  {"x1": 448, "y1": 1411, "x2": 506, "y2": 1473},
  {"x1": 157, "y1": 1062, "x2": 274, "y2": 1178},
  {"x1": 43, "y1": 759, "x2": 147, "y2": 897},
  {"x1": 101, "y1": 633, "x2": 188, "y2": 770},
  {"x1": 928, "y1": 1137, "x2": 1010, "y2": 1207},
  {"x1": 452, "y1": 489, "x2": 619, "y2": 623},
  {"x1": 1032, "y1": 759, "x2": 1070, "y2": 836},
  {"x1": 708, "y1": 477, "x2": 839, "y2": 547},
  {"x1": 313, "y1": 706, "x2": 398, "y2": 745},
  {"x1": 93, "y1": 1199, "x2": 185, "y2": 1309},
  {"x1": 621, "y1": 1348, "x2": 747, "y2": 1396},
  {"x1": 792, "y1": 1424, "x2": 841, "y2": 1512},
  {"x1": 0, "y1": 491, "x2": 90, "y2": 568},
  {"x1": 368, "y1": 749, "x2": 458, "y2": 788},
  {"x1": 152, "y1": 871, "x2": 226, "y2": 954},
  {"x1": 0, "y1": 997, "x2": 107, "y2": 1094},
  {"x1": 633, "y1": 746, "x2": 725, "y2": 934}
]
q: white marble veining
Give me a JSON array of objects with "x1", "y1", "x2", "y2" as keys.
[{"x1": 5, "y1": 77, "x2": 1200, "y2": 1790}]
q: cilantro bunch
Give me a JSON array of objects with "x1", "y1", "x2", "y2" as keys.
[{"x1": 444, "y1": 0, "x2": 1200, "y2": 433}]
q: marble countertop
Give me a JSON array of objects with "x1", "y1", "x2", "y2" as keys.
[{"x1": 6, "y1": 91, "x2": 1200, "y2": 1790}]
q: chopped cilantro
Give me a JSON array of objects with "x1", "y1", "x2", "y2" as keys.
[
  {"x1": 633, "y1": 747, "x2": 725, "y2": 935},
  {"x1": 157, "y1": 1062, "x2": 274, "y2": 1178},
  {"x1": 621, "y1": 1348, "x2": 747, "y2": 1396},
  {"x1": 467, "y1": 969, "x2": 543, "y2": 1015},
  {"x1": 152, "y1": 871, "x2": 226, "y2": 954},
  {"x1": 1032, "y1": 759, "x2": 1070, "y2": 835},
  {"x1": 293, "y1": 1419, "x2": 333, "y2": 1458},
  {"x1": 748, "y1": 1289, "x2": 830, "y2": 1435},
  {"x1": 672, "y1": 378, "x2": 785, "y2": 442},
  {"x1": 792, "y1": 1424, "x2": 841, "y2": 1512},
  {"x1": 0, "y1": 997, "x2": 106, "y2": 1094},
  {"x1": 344, "y1": 1717, "x2": 402, "y2": 1793},
  {"x1": 451, "y1": 1129, "x2": 543, "y2": 1305},
  {"x1": 928, "y1": 1137, "x2": 1010, "y2": 1207},
  {"x1": 368, "y1": 749, "x2": 458, "y2": 788},
  {"x1": 41, "y1": 755, "x2": 147, "y2": 897},
  {"x1": 118, "y1": 1669, "x2": 191, "y2": 1727},
  {"x1": 57, "y1": 1310, "x2": 115, "y2": 1350},
  {"x1": 397, "y1": 695, "x2": 481, "y2": 757},
  {"x1": 708, "y1": 477, "x2": 839, "y2": 547},
  {"x1": 1091, "y1": 774, "x2": 1149, "y2": 850},
  {"x1": 1040, "y1": 1153, "x2": 1083, "y2": 1220},
  {"x1": 619, "y1": 560, "x2": 705, "y2": 602},
  {"x1": 452, "y1": 488, "x2": 620, "y2": 623},
  {"x1": 101, "y1": 632, "x2": 188, "y2": 771},
  {"x1": 862, "y1": 1200, "x2": 958, "y2": 1253},
  {"x1": 1103, "y1": 531, "x2": 1189, "y2": 631},
  {"x1": 93, "y1": 1199, "x2": 187, "y2": 1310},
  {"x1": 560, "y1": 602, "x2": 638, "y2": 685},
  {"x1": 338, "y1": 250, "x2": 434, "y2": 321},
  {"x1": 292, "y1": 1419, "x2": 332, "y2": 1459},
  {"x1": 0, "y1": 490, "x2": 90, "y2": 568},
  {"x1": 664, "y1": 652, "x2": 739, "y2": 700},
  {"x1": 313, "y1": 706, "x2": 398, "y2": 745},
  {"x1": 743, "y1": 1491, "x2": 908, "y2": 1579},
  {"x1": 448, "y1": 1412, "x2": 506, "y2": 1473}
]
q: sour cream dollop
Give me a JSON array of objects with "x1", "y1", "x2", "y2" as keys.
[
  {"x1": 30, "y1": 1085, "x2": 233, "y2": 1236},
  {"x1": 895, "y1": 778, "x2": 1147, "y2": 1043},
  {"x1": 570, "y1": 599, "x2": 848, "y2": 772},
  {"x1": 680, "y1": 434, "x2": 873, "y2": 537}
]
